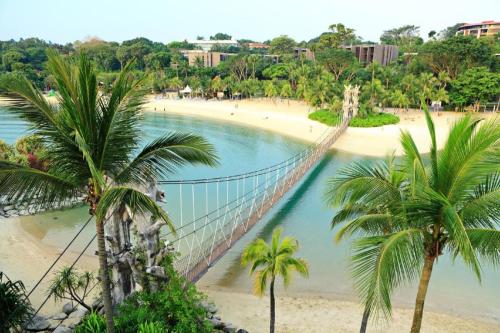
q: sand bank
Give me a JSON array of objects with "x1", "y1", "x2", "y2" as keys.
[
  {"x1": 201, "y1": 287, "x2": 500, "y2": 333},
  {"x1": 143, "y1": 97, "x2": 496, "y2": 157}
]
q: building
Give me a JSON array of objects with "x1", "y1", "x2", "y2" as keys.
[
  {"x1": 180, "y1": 50, "x2": 233, "y2": 67},
  {"x1": 456, "y1": 21, "x2": 500, "y2": 38},
  {"x1": 342, "y1": 44, "x2": 399, "y2": 66},
  {"x1": 246, "y1": 42, "x2": 270, "y2": 50},
  {"x1": 294, "y1": 47, "x2": 315, "y2": 61},
  {"x1": 189, "y1": 40, "x2": 239, "y2": 51}
]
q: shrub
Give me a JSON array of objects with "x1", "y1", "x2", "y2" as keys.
[
  {"x1": 308, "y1": 109, "x2": 342, "y2": 126},
  {"x1": 350, "y1": 112, "x2": 400, "y2": 127},
  {"x1": 0, "y1": 272, "x2": 32, "y2": 332},
  {"x1": 138, "y1": 322, "x2": 166, "y2": 333},
  {"x1": 114, "y1": 254, "x2": 212, "y2": 333},
  {"x1": 48, "y1": 267, "x2": 96, "y2": 311},
  {"x1": 73, "y1": 312, "x2": 106, "y2": 333}
]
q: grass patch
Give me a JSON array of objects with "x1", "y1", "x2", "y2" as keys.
[
  {"x1": 308, "y1": 109, "x2": 341, "y2": 126},
  {"x1": 350, "y1": 112, "x2": 400, "y2": 127}
]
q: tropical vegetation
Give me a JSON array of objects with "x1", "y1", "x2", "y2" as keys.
[
  {"x1": 241, "y1": 227, "x2": 309, "y2": 333},
  {"x1": 326, "y1": 105, "x2": 500, "y2": 332},
  {"x1": 0, "y1": 272, "x2": 32, "y2": 333},
  {"x1": 0, "y1": 50, "x2": 218, "y2": 332}
]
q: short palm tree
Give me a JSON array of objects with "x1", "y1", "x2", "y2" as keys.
[
  {"x1": 0, "y1": 50, "x2": 218, "y2": 332},
  {"x1": 326, "y1": 105, "x2": 499, "y2": 333},
  {"x1": 241, "y1": 227, "x2": 309, "y2": 333}
]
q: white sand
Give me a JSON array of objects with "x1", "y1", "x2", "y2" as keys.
[
  {"x1": 1, "y1": 96, "x2": 499, "y2": 329},
  {"x1": 143, "y1": 97, "x2": 497, "y2": 157},
  {"x1": 201, "y1": 287, "x2": 500, "y2": 333}
]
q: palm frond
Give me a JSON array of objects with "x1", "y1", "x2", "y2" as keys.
[
  {"x1": 350, "y1": 229, "x2": 423, "y2": 319},
  {"x1": 114, "y1": 133, "x2": 219, "y2": 185},
  {"x1": 466, "y1": 229, "x2": 500, "y2": 267},
  {"x1": 0, "y1": 160, "x2": 80, "y2": 207},
  {"x1": 96, "y1": 186, "x2": 174, "y2": 234}
]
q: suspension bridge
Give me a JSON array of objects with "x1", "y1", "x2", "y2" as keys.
[
  {"x1": 8, "y1": 110, "x2": 351, "y2": 328},
  {"x1": 159, "y1": 117, "x2": 348, "y2": 281}
]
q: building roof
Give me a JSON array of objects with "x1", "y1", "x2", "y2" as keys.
[
  {"x1": 189, "y1": 40, "x2": 239, "y2": 45},
  {"x1": 459, "y1": 21, "x2": 500, "y2": 29}
]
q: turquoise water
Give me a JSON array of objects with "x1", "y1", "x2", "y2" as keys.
[{"x1": 1, "y1": 107, "x2": 499, "y2": 323}]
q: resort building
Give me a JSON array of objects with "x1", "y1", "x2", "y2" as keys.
[
  {"x1": 342, "y1": 44, "x2": 399, "y2": 66},
  {"x1": 456, "y1": 21, "x2": 500, "y2": 38},
  {"x1": 189, "y1": 39, "x2": 239, "y2": 51},
  {"x1": 180, "y1": 50, "x2": 233, "y2": 67},
  {"x1": 246, "y1": 42, "x2": 270, "y2": 50},
  {"x1": 294, "y1": 47, "x2": 315, "y2": 61}
]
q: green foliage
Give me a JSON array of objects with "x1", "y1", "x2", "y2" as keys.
[
  {"x1": 48, "y1": 267, "x2": 96, "y2": 311},
  {"x1": 74, "y1": 312, "x2": 106, "y2": 333},
  {"x1": 137, "y1": 322, "x2": 166, "y2": 333},
  {"x1": 450, "y1": 67, "x2": 500, "y2": 108},
  {"x1": 269, "y1": 35, "x2": 296, "y2": 55},
  {"x1": 350, "y1": 113, "x2": 400, "y2": 127},
  {"x1": 114, "y1": 260, "x2": 212, "y2": 333},
  {"x1": 316, "y1": 23, "x2": 356, "y2": 49},
  {"x1": 308, "y1": 109, "x2": 341, "y2": 126},
  {"x1": 0, "y1": 272, "x2": 32, "y2": 332},
  {"x1": 380, "y1": 25, "x2": 423, "y2": 52},
  {"x1": 241, "y1": 227, "x2": 309, "y2": 296},
  {"x1": 326, "y1": 106, "x2": 500, "y2": 324},
  {"x1": 210, "y1": 33, "x2": 232, "y2": 40}
]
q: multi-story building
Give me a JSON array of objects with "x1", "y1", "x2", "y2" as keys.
[
  {"x1": 180, "y1": 50, "x2": 233, "y2": 67},
  {"x1": 342, "y1": 44, "x2": 399, "y2": 66},
  {"x1": 456, "y1": 21, "x2": 500, "y2": 38},
  {"x1": 189, "y1": 40, "x2": 239, "y2": 51},
  {"x1": 294, "y1": 47, "x2": 315, "y2": 61}
]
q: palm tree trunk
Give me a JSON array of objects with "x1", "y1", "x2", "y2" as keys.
[
  {"x1": 360, "y1": 307, "x2": 370, "y2": 333},
  {"x1": 96, "y1": 218, "x2": 115, "y2": 333},
  {"x1": 410, "y1": 255, "x2": 435, "y2": 333},
  {"x1": 270, "y1": 277, "x2": 276, "y2": 333}
]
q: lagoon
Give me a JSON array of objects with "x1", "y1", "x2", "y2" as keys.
[{"x1": 0, "y1": 107, "x2": 499, "y2": 324}]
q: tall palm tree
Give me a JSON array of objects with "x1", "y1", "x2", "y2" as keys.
[
  {"x1": 241, "y1": 227, "x2": 309, "y2": 333},
  {"x1": 327, "y1": 154, "x2": 407, "y2": 333},
  {"x1": 0, "y1": 50, "x2": 218, "y2": 332},
  {"x1": 326, "y1": 105, "x2": 499, "y2": 333}
]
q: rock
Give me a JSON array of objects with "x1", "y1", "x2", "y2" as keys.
[
  {"x1": 51, "y1": 312, "x2": 68, "y2": 320},
  {"x1": 214, "y1": 315, "x2": 221, "y2": 321},
  {"x1": 91, "y1": 297, "x2": 103, "y2": 310},
  {"x1": 19, "y1": 209, "x2": 28, "y2": 215},
  {"x1": 68, "y1": 307, "x2": 88, "y2": 319},
  {"x1": 3, "y1": 205, "x2": 14, "y2": 211},
  {"x1": 53, "y1": 326, "x2": 72, "y2": 333},
  {"x1": 201, "y1": 301, "x2": 218, "y2": 314},
  {"x1": 209, "y1": 318, "x2": 225, "y2": 330},
  {"x1": 62, "y1": 302, "x2": 76, "y2": 315},
  {"x1": 64, "y1": 315, "x2": 84, "y2": 329},
  {"x1": 236, "y1": 330, "x2": 249, "y2": 333},
  {"x1": 24, "y1": 315, "x2": 50, "y2": 331},
  {"x1": 223, "y1": 323, "x2": 237, "y2": 333}
]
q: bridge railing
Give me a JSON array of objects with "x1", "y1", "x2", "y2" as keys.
[{"x1": 158, "y1": 116, "x2": 349, "y2": 281}]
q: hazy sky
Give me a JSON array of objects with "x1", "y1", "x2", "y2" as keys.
[{"x1": 0, "y1": 0, "x2": 498, "y2": 44}]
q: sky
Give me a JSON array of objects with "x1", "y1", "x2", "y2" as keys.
[{"x1": 0, "y1": 0, "x2": 498, "y2": 44}]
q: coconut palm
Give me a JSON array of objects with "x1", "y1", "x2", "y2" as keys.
[
  {"x1": 390, "y1": 89, "x2": 410, "y2": 112},
  {"x1": 241, "y1": 227, "x2": 309, "y2": 333},
  {"x1": 326, "y1": 154, "x2": 407, "y2": 333},
  {"x1": 326, "y1": 105, "x2": 500, "y2": 333},
  {"x1": 0, "y1": 50, "x2": 218, "y2": 332}
]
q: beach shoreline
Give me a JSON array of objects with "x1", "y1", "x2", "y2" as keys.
[
  {"x1": 1, "y1": 96, "x2": 499, "y2": 330},
  {"x1": 200, "y1": 286, "x2": 500, "y2": 333},
  {"x1": 143, "y1": 96, "x2": 494, "y2": 157}
]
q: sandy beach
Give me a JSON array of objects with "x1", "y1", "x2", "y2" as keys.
[
  {"x1": 201, "y1": 287, "x2": 500, "y2": 333},
  {"x1": 1, "y1": 96, "x2": 499, "y2": 331},
  {"x1": 142, "y1": 97, "x2": 496, "y2": 157}
]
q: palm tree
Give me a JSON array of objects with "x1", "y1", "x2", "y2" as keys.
[
  {"x1": 326, "y1": 105, "x2": 500, "y2": 333},
  {"x1": 0, "y1": 50, "x2": 218, "y2": 332},
  {"x1": 326, "y1": 154, "x2": 406, "y2": 333},
  {"x1": 241, "y1": 227, "x2": 309, "y2": 333},
  {"x1": 390, "y1": 89, "x2": 410, "y2": 112}
]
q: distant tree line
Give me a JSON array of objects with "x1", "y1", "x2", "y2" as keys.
[{"x1": 0, "y1": 23, "x2": 498, "y2": 112}]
